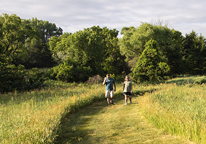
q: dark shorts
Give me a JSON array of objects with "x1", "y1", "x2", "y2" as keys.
[{"x1": 123, "y1": 92, "x2": 132, "y2": 96}]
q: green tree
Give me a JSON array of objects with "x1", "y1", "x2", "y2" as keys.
[
  {"x1": 132, "y1": 39, "x2": 170, "y2": 81},
  {"x1": 22, "y1": 18, "x2": 63, "y2": 67},
  {"x1": 0, "y1": 14, "x2": 26, "y2": 64},
  {"x1": 0, "y1": 13, "x2": 61, "y2": 68},
  {"x1": 28, "y1": 18, "x2": 63, "y2": 43},
  {"x1": 49, "y1": 26, "x2": 128, "y2": 82},
  {"x1": 168, "y1": 29, "x2": 184, "y2": 75},
  {"x1": 119, "y1": 23, "x2": 183, "y2": 76},
  {"x1": 182, "y1": 31, "x2": 206, "y2": 74},
  {"x1": 119, "y1": 26, "x2": 138, "y2": 67}
]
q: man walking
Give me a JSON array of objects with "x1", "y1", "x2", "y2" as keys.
[{"x1": 103, "y1": 74, "x2": 116, "y2": 105}]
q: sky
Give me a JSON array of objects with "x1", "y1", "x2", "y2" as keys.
[{"x1": 0, "y1": 0, "x2": 206, "y2": 37}]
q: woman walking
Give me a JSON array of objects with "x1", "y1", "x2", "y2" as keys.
[{"x1": 123, "y1": 75, "x2": 132, "y2": 105}]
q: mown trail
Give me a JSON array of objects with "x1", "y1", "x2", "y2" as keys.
[{"x1": 55, "y1": 93, "x2": 194, "y2": 144}]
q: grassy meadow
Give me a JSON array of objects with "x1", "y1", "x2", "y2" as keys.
[
  {"x1": 0, "y1": 80, "x2": 106, "y2": 143},
  {"x1": 140, "y1": 76, "x2": 206, "y2": 143},
  {"x1": 55, "y1": 91, "x2": 192, "y2": 144},
  {"x1": 1, "y1": 76, "x2": 206, "y2": 143}
]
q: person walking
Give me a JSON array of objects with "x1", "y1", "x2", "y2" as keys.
[
  {"x1": 123, "y1": 75, "x2": 132, "y2": 105},
  {"x1": 103, "y1": 74, "x2": 116, "y2": 105}
]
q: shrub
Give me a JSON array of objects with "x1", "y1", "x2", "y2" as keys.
[
  {"x1": 26, "y1": 68, "x2": 46, "y2": 90},
  {"x1": 0, "y1": 63, "x2": 46, "y2": 93},
  {"x1": 52, "y1": 59, "x2": 92, "y2": 82},
  {"x1": 87, "y1": 75, "x2": 103, "y2": 84}
]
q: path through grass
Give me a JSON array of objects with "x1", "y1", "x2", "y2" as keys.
[{"x1": 55, "y1": 93, "x2": 193, "y2": 144}]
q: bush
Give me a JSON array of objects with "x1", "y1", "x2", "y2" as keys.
[
  {"x1": 52, "y1": 59, "x2": 92, "y2": 82},
  {"x1": 87, "y1": 75, "x2": 103, "y2": 84},
  {"x1": 0, "y1": 63, "x2": 46, "y2": 93},
  {"x1": 26, "y1": 68, "x2": 46, "y2": 90}
]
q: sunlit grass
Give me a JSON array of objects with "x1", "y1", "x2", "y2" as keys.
[
  {"x1": 1, "y1": 76, "x2": 206, "y2": 143},
  {"x1": 139, "y1": 76, "x2": 206, "y2": 143},
  {"x1": 0, "y1": 80, "x2": 105, "y2": 143},
  {"x1": 55, "y1": 88, "x2": 191, "y2": 144}
]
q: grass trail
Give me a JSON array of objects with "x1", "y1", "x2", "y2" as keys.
[{"x1": 55, "y1": 93, "x2": 193, "y2": 144}]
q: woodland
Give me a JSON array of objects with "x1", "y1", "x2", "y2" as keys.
[{"x1": 1, "y1": 13, "x2": 206, "y2": 92}]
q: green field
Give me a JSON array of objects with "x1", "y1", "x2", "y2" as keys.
[{"x1": 1, "y1": 76, "x2": 206, "y2": 143}]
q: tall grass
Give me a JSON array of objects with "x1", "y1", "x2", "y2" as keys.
[
  {"x1": 0, "y1": 80, "x2": 105, "y2": 144},
  {"x1": 1, "y1": 76, "x2": 206, "y2": 143},
  {"x1": 139, "y1": 76, "x2": 206, "y2": 143},
  {"x1": 56, "y1": 90, "x2": 189, "y2": 144}
]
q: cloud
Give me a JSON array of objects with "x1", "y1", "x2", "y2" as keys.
[{"x1": 0, "y1": 0, "x2": 206, "y2": 36}]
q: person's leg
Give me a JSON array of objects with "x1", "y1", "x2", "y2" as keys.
[
  {"x1": 107, "y1": 97, "x2": 110, "y2": 105},
  {"x1": 125, "y1": 95, "x2": 128, "y2": 105},
  {"x1": 110, "y1": 97, "x2": 113, "y2": 104},
  {"x1": 129, "y1": 96, "x2": 132, "y2": 103},
  {"x1": 106, "y1": 91, "x2": 110, "y2": 105},
  {"x1": 110, "y1": 91, "x2": 114, "y2": 104}
]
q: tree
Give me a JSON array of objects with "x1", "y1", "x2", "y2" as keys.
[
  {"x1": 28, "y1": 18, "x2": 63, "y2": 43},
  {"x1": 119, "y1": 26, "x2": 138, "y2": 67},
  {"x1": 182, "y1": 31, "x2": 206, "y2": 74},
  {"x1": 168, "y1": 29, "x2": 184, "y2": 75},
  {"x1": 49, "y1": 26, "x2": 129, "y2": 82},
  {"x1": 132, "y1": 39, "x2": 170, "y2": 81},
  {"x1": 0, "y1": 14, "x2": 62, "y2": 68},
  {"x1": 22, "y1": 18, "x2": 63, "y2": 68},
  {"x1": 119, "y1": 23, "x2": 183, "y2": 77},
  {"x1": 0, "y1": 14, "x2": 26, "y2": 64}
]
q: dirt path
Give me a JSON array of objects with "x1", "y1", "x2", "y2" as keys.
[{"x1": 55, "y1": 94, "x2": 194, "y2": 144}]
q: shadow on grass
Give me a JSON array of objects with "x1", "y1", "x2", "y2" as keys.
[
  {"x1": 54, "y1": 89, "x2": 156, "y2": 144},
  {"x1": 0, "y1": 87, "x2": 87, "y2": 106},
  {"x1": 0, "y1": 80, "x2": 91, "y2": 105},
  {"x1": 138, "y1": 75, "x2": 206, "y2": 86},
  {"x1": 165, "y1": 76, "x2": 206, "y2": 85}
]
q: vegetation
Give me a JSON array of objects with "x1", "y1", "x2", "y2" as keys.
[
  {"x1": 0, "y1": 13, "x2": 61, "y2": 68},
  {"x1": 1, "y1": 13, "x2": 206, "y2": 92},
  {"x1": 2, "y1": 76, "x2": 206, "y2": 143},
  {"x1": 49, "y1": 26, "x2": 129, "y2": 82},
  {"x1": 0, "y1": 13, "x2": 62, "y2": 92},
  {"x1": 56, "y1": 91, "x2": 191, "y2": 144},
  {"x1": 0, "y1": 64, "x2": 45, "y2": 93},
  {"x1": 139, "y1": 76, "x2": 206, "y2": 143},
  {"x1": 132, "y1": 39, "x2": 170, "y2": 81},
  {"x1": 1, "y1": 12, "x2": 206, "y2": 143},
  {"x1": 0, "y1": 80, "x2": 105, "y2": 143}
]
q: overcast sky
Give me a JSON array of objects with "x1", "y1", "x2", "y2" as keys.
[{"x1": 0, "y1": 0, "x2": 206, "y2": 37}]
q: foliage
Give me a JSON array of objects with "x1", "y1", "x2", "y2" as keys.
[
  {"x1": 0, "y1": 13, "x2": 63, "y2": 93},
  {"x1": 49, "y1": 26, "x2": 129, "y2": 82},
  {"x1": 182, "y1": 31, "x2": 206, "y2": 75},
  {"x1": 52, "y1": 59, "x2": 92, "y2": 82},
  {"x1": 132, "y1": 39, "x2": 170, "y2": 82},
  {"x1": 2, "y1": 12, "x2": 206, "y2": 86},
  {"x1": 0, "y1": 14, "x2": 27, "y2": 64},
  {"x1": 0, "y1": 13, "x2": 62, "y2": 68},
  {"x1": 119, "y1": 23, "x2": 183, "y2": 77},
  {"x1": 27, "y1": 18, "x2": 62, "y2": 43},
  {"x1": 168, "y1": 29, "x2": 184, "y2": 75},
  {"x1": 0, "y1": 63, "x2": 26, "y2": 93},
  {"x1": 22, "y1": 18, "x2": 62, "y2": 68},
  {"x1": 0, "y1": 63, "x2": 46, "y2": 93}
]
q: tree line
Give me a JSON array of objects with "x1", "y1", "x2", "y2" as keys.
[
  {"x1": 120, "y1": 23, "x2": 206, "y2": 81},
  {"x1": 1, "y1": 13, "x2": 206, "y2": 92}
]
